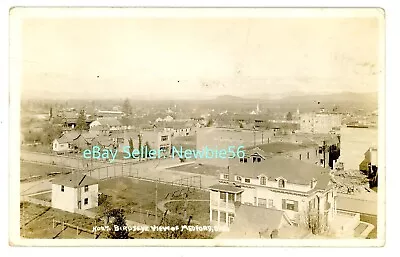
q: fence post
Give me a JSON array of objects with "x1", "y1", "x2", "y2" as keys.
[
  {"x1": 62, "y1": 221, "x2": 64, "y2": 230},
  {"x1": 77, "y1": 226, "x2": 79, "y2": 236},
  {"x1": 107, "y1": 166, "x2": 109, "y2": 178}
]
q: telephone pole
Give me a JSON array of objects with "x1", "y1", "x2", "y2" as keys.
[{"x1": 155, "y1": 178, "x2": 158, "y2": 224}]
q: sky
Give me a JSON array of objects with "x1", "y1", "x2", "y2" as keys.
[{"x1": 17, "y1": 10, "x2": 383, "y2": 99}]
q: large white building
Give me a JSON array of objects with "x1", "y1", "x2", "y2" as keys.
[
  {"x1": 51, "y1": 173, "x2": 99, "y2": 213},
  {"x1": 300, "y1": 111, "x2": 342, "y2": 134},
  {"x1": 208, "y1": 144, "x2": 339, "y2": 236}
]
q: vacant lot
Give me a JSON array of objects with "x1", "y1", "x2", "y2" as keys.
[
  {"x1": 167, "y1": 163, "x2": 222, "y2": 176},
  {"x1": 30, "y1": 192, "x2": 52, "y2": 202},
  {"x1": 171, "y1": 135, "x2": 196, "y2": 151},
  {"x1": 20, "y1": 161, "x2": 74, "y2": 182},
  {"x1": 165, "y1": 200, "x2": 210, "y2": 225},
  {"x1": 20, "y1": 202, "x2": 104, "y2": 239},
  {"x1": 98, "y1": 177, "x2": 209, "y2": 225}
]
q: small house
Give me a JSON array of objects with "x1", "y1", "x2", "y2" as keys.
[{"x1": 51, "y1": 173, "x2": 99, "y2": 213}]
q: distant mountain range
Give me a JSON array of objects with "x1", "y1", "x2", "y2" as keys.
[
  {"x1": 212, "y1": 92, "x2": 378, "y2": 112},
  {"x1": 215, "y1": 91, "x2": 378, "y2": 104}
]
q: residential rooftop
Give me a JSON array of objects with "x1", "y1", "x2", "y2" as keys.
[
  {"x1": 228, "y1": 156, "x2": 332, "y2": 189},
  {"x1": 52, "y1": 173, "x2": 99, "y2": 188}
]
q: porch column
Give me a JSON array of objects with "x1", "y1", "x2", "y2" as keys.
[{"x1": 225, "y1": 192, "x2": 228, "y2": 209}]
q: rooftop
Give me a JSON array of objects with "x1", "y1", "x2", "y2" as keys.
[
  {"x1": 209, "y1": 184, "x2": 244, "y2": 193},
  {"x1": 244, "y1": 142, "x2": 312, "y2": 155},
  {"x1": 229, "y1": 156, "x2": 332, "y2": 188},
  {"x1": 218, "y1": 205, "x2": 291, "y2": 238},
  {"x1": 52, "y1": 173, "x2": 99, "y2": 188}
]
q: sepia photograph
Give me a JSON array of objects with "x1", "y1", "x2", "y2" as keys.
[{"x1": 8, "y1": 7, "x2": 385, "y2": 246}]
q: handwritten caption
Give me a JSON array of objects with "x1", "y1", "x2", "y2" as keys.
[{"x1": 92, "y1": 225, "x2": 228, "y2": 233}]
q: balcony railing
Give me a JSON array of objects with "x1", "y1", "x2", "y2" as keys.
[{"x1": 211, "y1": 199, "x2": 235, "y2": 210}]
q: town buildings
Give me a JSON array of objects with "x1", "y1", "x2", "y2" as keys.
[{"x1": 51, "y1": 173, "x2": 99, "y2": 213}]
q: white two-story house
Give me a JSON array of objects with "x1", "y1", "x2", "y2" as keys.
[{"x1": 51, "y1": 173, "x2": 99, "y2": 213}]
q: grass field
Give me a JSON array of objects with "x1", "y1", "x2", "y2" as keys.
[
  {"x1": 20, "y1": 161, "x2": 74, "y2": 182},
  {"x1": 21, "y1": 144, "x2": 53, "y2": 154},
  {"x1": 166, "y1": 163, "x2": 222, "y2": 176},
  {"x1": 30, "y1": 192, "x2": 52, "y2": 202},
  {"x1": 20, "y1": 202, "x2": 105, "y2": 239},
  {"x1": 171, "y1": 135, "x2": 197, "y2": 151},
  {"x1": 98, "y1": 177, "x2": 209, "y2": 225},
  {"x1": 165, "y1": 200, "x2": 210, "y2": 225}
]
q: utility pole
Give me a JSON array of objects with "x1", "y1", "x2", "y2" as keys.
[
  {"x1": 155, "y1": 178, "x2": 158, "y2": 224},
  {"x1": 323, "y1": 140, "x2": 326, "y2": 168},
  {"x1": 253, "y1": 130, "x2": 256, "y2": 147},
  {"x1": 261, "y1": 132, "x2": 264, "y2": 144}
]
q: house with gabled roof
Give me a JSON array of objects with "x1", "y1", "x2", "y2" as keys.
[
  {"x1": 51, "y1": 173, "x2": 99, "y2": 213},
  {"x1": 52, "y1": 131, "x2": 81, "y2": 153},
  {"x1": 90, "y1": 118, "x2": 127, "y2": 131}
]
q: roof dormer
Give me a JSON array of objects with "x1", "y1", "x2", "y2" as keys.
[{"x1": 275, "y1": 177, "x2": 287, "y2": 188}]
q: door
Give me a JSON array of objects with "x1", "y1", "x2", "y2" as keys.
[{"x1": 78, "y1": 201, "x2": 82, "y2": 210}]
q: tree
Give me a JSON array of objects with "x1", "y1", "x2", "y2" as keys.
[
  {"x1": 206, "y1": 119, "x2": 213, "y2": 127},
  {"x1": 144, "y1": 141, "x2": 152, "y2": 158},
  {"x1": 300, "y1": 208, "x2": 327, "y2": 235},
  {"x1": 40, "y1": 123, "x2": 63, "y2": 145},
  {"x1": 49, "y1": 107, "x2": 53, "y2": 121},
  {"x1": 286, "y1": 112, "x2": 293, "y2": 121},
  {"x1": 128, "y1": 137, "x2": 134, "y2": 159},
  {"x1": 122, "y1": 98, "x2": 132, "y2": 116},
  {"x1": 107, "y1": 208, "x2": 130, "y2": 239},
  {"x1": 138, "y1": 134, "x2": 142, "y2": 161},
  {"x1": 76, "y1": 109, "x2": 88, "y2": 131},
  {"x1": 97, "y1": 194, "x2": 113, "y2": 224}
]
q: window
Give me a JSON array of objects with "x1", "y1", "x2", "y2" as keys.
[
  {"x1": 228, "y1": 193, "x2": 235, "y2": 203},
  {"x1": 212, "y1": 210, "x2": 218, "y2": 221},
  {"x1": 307, "y1": 152, "x2": 310, "y2": 159},
  {"x1": 244, "y1": 178, "x2": 250, "y2": 183},
  {"x1": 228, "y1": 213, "x2": 235, "y2": 224},
  {"x1": 84, "y1": 198, "x2": 89, "y2": 205},
  {"x1": 223, "y1": 174, "x2": 229, "y2": 180},
  {"x1": 258, "y1": 198, "x2": 267, "y2": 207},
  {"x1": 220, "y1": 211, "x2": 226, "y2": 223},
  {"x1": 220, "y1": 192, "x2": 226, "y2": 202},
  {"x1": 244, "y1": 157, "x2": 248, "y2": 163},
  {"x1": 254, "y1": 197, "x2": 257, "y2": 206},
  {"x1": 257, "y1": 157, "x2": 261, "y2": 162},
  {"x1": 260, "y1": 176, "x2": 267, "y2": 185},
  {"x1": 84, "y1": 185, "x2": 89, "y2": 192},
  {"x1": 239, "y1": 158, "x2": 244, "y2": 163},
  {"x1": 316, "y1": 149, "x2": 318, "y2": 156},
  {"x1": 268, "y1": 199, "x2": 274, "y2": 208},
  {"x1": 161, "y1": 136, "x2": 168, "y2": 141},
  {"x1": 282, "y1": 199, "x2": 298, "y2": 211},
  {"x1": 278, "y1": 179, "x2": 285, "y2": 188},
  {"x1": 61, "y1": 185, "x2": 64, "y2": 192},
  {"x1": 299, "y1": 154, "x2": 302, "y2": 160}
]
